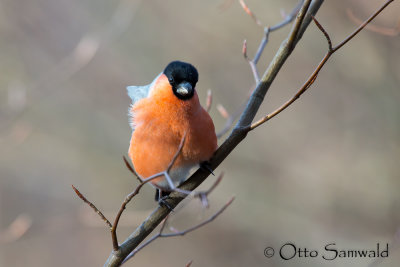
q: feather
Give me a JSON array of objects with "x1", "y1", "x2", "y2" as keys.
[
  {"x1": 127, "y1": 73, "x2": 162, "y2": 130},
  {"x1": 126, "y1": 73, "x2": 161, "y2": 104}
]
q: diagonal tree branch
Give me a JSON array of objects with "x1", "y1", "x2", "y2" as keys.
[
  {"x1": 216, "y1": 0, "x2": 304, "y2": 138},
  {"x1": 111, "y1": 132, "x2": 187, "y2": 251},
  {"x1": 104, "y1": 0, "x2": 394, "y2": 265},
  {"x1": 236, "y1": 0, "x2": 315, "y2": 129},
  {"x1": 104, "y1": 1, "x2": 324, "y2": 266},
  {"x1": 121, "y1": 197, "x2": 234, "y2": 264},
  {"x1": 249, "y1": 0, "x2": 395, "y2": 130}
]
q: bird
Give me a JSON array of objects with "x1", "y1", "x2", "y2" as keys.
[{"x1": 127, "y1": 61, "x2": 217, "y2": 202}]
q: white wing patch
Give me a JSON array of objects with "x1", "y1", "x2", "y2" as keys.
[
  {"x1": 127, "y1": 73, "x2": 161, "y2": 104},
  {"x1": 127, "y1": 73, "x2": 162, "y2": 130},
  {"x1": 127, "y1": 84, "x2": 150, "y2": 104}
]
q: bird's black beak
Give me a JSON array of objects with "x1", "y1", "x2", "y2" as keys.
[{"x1": 176, "y1": 82, "x2": 193, "y2": 96}]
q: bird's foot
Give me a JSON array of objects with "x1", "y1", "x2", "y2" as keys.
[
  {"x1": 158, "y1": 195, "x2": 174, "y2": 211},
  {"x1": 155, "y1": 189, "x2": 170, "y2": 201},
  {"x1": 200, "y1": 161, "x2": 214, "y2": 176}
]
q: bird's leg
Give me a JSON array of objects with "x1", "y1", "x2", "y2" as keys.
[
  {"x1": 155, "y1": 187, "x2": 173, "y2": 211},
  {"x1": 162, "y1": 172, "x2": 194, "y2": 196},
  {"x1": 154, "y1": 189, "x2": 162, "y2": 201},
  {"x1": 154, "y1": 173, "x2": 177, "y2": 211},
  {"x1": 200, "y1": 161, "x2": 215, "y2": 176},
  {"x1": 158, "y1": 195, "x2": 174, "y2": 211},
  {"x1": 155, "y1": 189, "x2": 170, "y2": 201}
]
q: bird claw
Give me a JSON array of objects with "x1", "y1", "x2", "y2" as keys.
[
  {"x1": 155, "y1": 189, "x2": 170, "y2": 201},
  {"x1": 158, "y1": 196, "x2": 174, "y2": 211},
  {"x1": 200, "y1": 161, "x2": 214, "y2": 176}
]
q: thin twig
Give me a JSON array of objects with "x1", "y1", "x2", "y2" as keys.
[
  {"x1": 107, "y1": 1, "x2": 383, "y2": 265},
  {"x1": 239, "y1": 0, "x2": 262, "y2": 27},
  {"x1": 120, "y1": 174, "x2": 225, "y2": 265},
  {"x1": 154, "y1": 171, "x2": 224, "y2": 207},
  {"x1": 346, "y1": 8, "x2": 400, "y2": 37},
  {"x1": 163, "y1": 197, "x2": 234, "y2": 236},
  {"x1": 121, "y1": 216, "x2": 171, "y2": 264},
  {"x1": 311, "y1": 16, "x2": 332, "y2": 50},
  {"x1": 123, "y1": 156, "x2": 141, "y2": 183},
  {"x1": 249, "y1": 0, "x2": 395, "y2": 131},
  {"x1": 72, "y1": 185, "x2": 112, "y2": 229},
  {"x1": 167, "y1": 132, "x2": 187, "y2": 173},
  {"x1": 216, "y1": 102, "x2": 247, "y2": 138},
  {"x1": 255, "y1": 0, "x2": 304, "y2": 63},
  {"x1": 112, "y1": 132, "x2": 187, "y2": 251},
  {"x1": 107, "y1": 0, "x2": 395, "y2": 264},
  {"x1": 195, "y1": 172, "x2": 224, "y2": 208},
  {"x1": 106, "y1": 0, "x2": 323, "y2": 264},
  {"x1": 111, "y1": 173, "x2": 165, "y2": 250},
  {"x1": 122, "y1": 197, "x2": 235, "y2": 264},
  {"x1": 106, "y1": 3, "x2": 325, "y2": 266},
  {"x1": 196, "y1": 172, "x2": 224, "y2": 197},
  {"x1": 333, "y1": 0, "x2": 395, "y2": 52},
  {"x1": 215, "y1": 0, "x2": 304, "y2": 138}
]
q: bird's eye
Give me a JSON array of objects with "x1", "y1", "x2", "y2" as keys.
[{"x1": 169, "y1": 77, "x2": 174, "y2": 84}]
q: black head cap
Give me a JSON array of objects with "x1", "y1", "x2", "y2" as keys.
[{"x1": 163, "y1": 61, "x2": 198, "y2": 100}]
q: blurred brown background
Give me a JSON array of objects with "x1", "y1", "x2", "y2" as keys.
[{"x1": 1, "y1": 0, "x2": 399, "y2": 266}]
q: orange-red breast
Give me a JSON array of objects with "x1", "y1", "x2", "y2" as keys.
[{"x1": 127, "y1": 61, "x2": 217, "y2": 196}]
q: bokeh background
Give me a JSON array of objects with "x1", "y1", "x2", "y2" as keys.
[{"x1": 1, "y1": 0, "x2": 399, "y2": 266}]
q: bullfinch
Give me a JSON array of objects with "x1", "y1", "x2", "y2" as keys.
[{"x1": 127, "y1": 61, "x2": 217, "y2": 200}]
